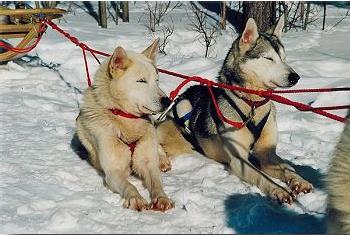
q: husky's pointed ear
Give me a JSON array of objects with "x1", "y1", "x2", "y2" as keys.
[
  {"x1": 142, "y1": 38, "x2": 159, "y2": 62},
  {"x1": 109, "y1": 46, "x2": 131, "y2": 74},
  {"x1": 239, "y1": 18, "x2": 259, "y2": 52},
  {"x1": 272, "y1": 14, "x2": 285, "y2": 38}
]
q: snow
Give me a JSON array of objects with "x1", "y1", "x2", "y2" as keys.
[{"x1": 1, "y1": 2, "x2": 349, "y2": 234}]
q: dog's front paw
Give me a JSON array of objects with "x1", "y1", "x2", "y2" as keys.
[
  {"x1": 287, "y1": 177, "x2": 313, "y2": 195},
  {"x1": 271, "y1": 188, "x2": 296, "y2": 204},
  {"x1": 159, "y1": 155, "x2": 172, "y2": 172},
  {"x1": 123, "y1": 196, "x2": 149, "y2": 211},
  {"x1": 150, "y1": 196, "x2": 174, "y2": 212}
]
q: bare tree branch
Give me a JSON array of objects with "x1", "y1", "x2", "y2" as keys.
[{"x1": 187, "y1": 2, "x2": 219, "y2": 58}]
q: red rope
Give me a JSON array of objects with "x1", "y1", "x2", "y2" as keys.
[
  {"x1": 43, "y1": 19, "x2": 350, "y2": 124},
  {"x1": 2, "y1": 18, "x2": 347, "y2": 125},
  {"x1": 296, "y1": 105, "x2": 350, "y2": 111},
  {"x1": 272, "y1": 87, "x2": 350, "y2": 94},
  {"x1": 158, "y1": 69, "x2": 348, "y2": 123},
  {"x1": 207, "y1": 86, "x2": 245, "y2": 128},
  {"x1": 81, "y1": 48, "x2": 92, "y2": 87}
]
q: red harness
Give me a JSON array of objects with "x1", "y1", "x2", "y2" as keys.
[
  {"x1": 241, "y1": 96, "x2": 270, "y2": 109},
  {"x1": 109, "y1": 108, "x2": 141, "y2": 119},
  {"x1": 109, "y1": 108, "x2": 142, "y2": 154}
]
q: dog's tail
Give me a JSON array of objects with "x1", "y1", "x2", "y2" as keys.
[{"x1": 327, "y1": 110, "x2": 350, "y2": 234}]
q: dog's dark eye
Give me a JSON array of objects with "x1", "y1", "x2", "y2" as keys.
[
  {"x1": 264, "y1": 57, "x2": 274, "y2": 61},
  {"x1": 137, "y1": 78, "x2": 147, "y2": 84}
]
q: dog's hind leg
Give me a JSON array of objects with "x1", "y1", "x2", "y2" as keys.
[
  {"x1": 97, "y1": 135, "x2": 149, "y2": 211},
  {"x1": 133, "y1": 126, "x2": 174, "y2": 212},
  {"x1": 156, "y1": 119, "x2": 194, "y2": 158},
  {"x1": 253, "y1": 117, "x2": 313, "y2": 196}
]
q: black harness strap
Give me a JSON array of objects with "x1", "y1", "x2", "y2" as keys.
[
  {"x1": 246, "y1": 110, "x2": 271, "y2": 141},
  {"x1": 173, "y1": 90, "x2": 271, "y2": 143},
  {"x1": 221, "y1": 91, "x2": 271, "y2": 142}
]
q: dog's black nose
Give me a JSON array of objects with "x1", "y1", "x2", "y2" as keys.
[
  {"x1": 288, "y1": 73, "x2": 300, "y2": 85},
  {"x1": 161, "y1": 96, "x2": 171, "y2": 109}
]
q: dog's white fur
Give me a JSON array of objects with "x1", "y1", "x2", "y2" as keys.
[{"x1": 76, "y1": 40, "x2": 174, "y2": 211}]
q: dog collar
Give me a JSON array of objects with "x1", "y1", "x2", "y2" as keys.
[
  {"x1": 109, "y1": 108, "x2": 142, "y2": 119},
  {"x1": 241, "y1": 97, "x2": 270, "y2": 109}
]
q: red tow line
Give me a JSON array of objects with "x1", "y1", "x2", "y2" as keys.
[{"x1": 1, "y1": 18, "x2": 349, "y2": 126}]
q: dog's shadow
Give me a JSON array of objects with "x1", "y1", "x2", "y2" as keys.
[
  {"x1": 224, "y1": 162, "x2": 327, "y2": 233},
  {"x1": 224, "y1": 193, "x2": 326, "y2": 234},
  {"x1": 288, "y1": 161, "x2": 326, "y2": 189}
]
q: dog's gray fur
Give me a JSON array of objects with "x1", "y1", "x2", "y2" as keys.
[{"x1": 327, "y1": 110, "x2": 350, "y2": 233}]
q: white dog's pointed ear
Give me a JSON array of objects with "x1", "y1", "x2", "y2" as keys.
[
  {"x1": 239, "y1": 18, "x2": 259, "y2": 51},
  {"x1": 142, "y1": 38, "x2": 159, "y2": 62},
  {"x1": 109, "y1": 46, "x2": 131, "y2": 73},
  {"x1": 273, "y1": 14, "x2": 285, "y2": 38}
]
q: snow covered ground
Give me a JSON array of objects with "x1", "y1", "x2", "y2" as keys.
[{"x1": 1, "y1": 2, "x2": 350, "y2": 233}]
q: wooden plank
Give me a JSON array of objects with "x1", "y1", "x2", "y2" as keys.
[
  {"x1": 0, "y1": 8, "x2": 66, "y2": 16},
  {"x1": 0, "y1": 23, "x2": 34, "y2": 33},
  {"x1": 0, "y1": 33, "x2": 27, "y2": 39},
  {"x1": 0, "y1": 23, "x2": 40, "y2": 61}
]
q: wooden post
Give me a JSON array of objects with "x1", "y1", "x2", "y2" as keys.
[
  {"x1": 121, "y1": 1, "x2": 129, "y2": 22},
  {"x1": 99, "y1": 1, "x2": 107, "y2": 28},
  {"x1": 220, "y1": 1, "x2": 226, "y2": 30}
]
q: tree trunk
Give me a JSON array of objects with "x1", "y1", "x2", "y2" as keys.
[
  {"x1": 243, "y1": 1, "x2": 276, "y2": 32},
  {"x1": 322, "y1": 2, "x2": 327, "y2": 30},
  {"x1": 98, "y1": 1, "x2": 107, "y2": 28},
  {"x1": 283, "y1": 2, "x2": 288, "y2": 32},
  {"x1": 220, "y1": 1, "x2": 226, "y2": 30},
  {"x1": 300, "y1": 2, "x2": 304, "y2": 22},
  {"x1": 115, "y1": 2, "x2": 119, "y2": 25},
  {"x1": 303, "y1": 2, "x2": 310, "y2": 30},
  {"x1": 121, "y1": 1, "x2": 129, "y2": 22}
]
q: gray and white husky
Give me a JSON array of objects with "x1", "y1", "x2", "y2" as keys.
[
  {"x1": 157, "y1": 16, "x2": 313, "y2": 204},
  {"x1": 327, "y1": 110, "x2": 350, "y2": 233}
]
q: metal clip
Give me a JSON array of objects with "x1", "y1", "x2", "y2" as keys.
[
  {"x1": 157, "y1": 98, "x2": 177, "y2": 122},
  {"x1": 243, "y1": 107, "x2": 255, "y2": 126},
  {"x1": 184, "y1": 126, "x2": 192, "y2": 135}
]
